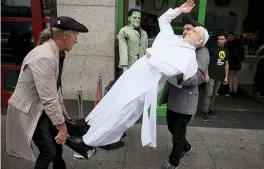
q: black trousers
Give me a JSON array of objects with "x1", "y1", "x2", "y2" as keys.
[
  {"x1": 33, "y1": 113, "x2": 66, "y2": 169},
  {"x1": 166, "y1": 109, "x2": 192, "y2": 166}
]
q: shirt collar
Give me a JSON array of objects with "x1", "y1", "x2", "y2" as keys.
[
  {"x1": 128, "y1": 25, "x2": 140, "y2": 30},
  {"x1": 47, "y1": 39, "x2": 59, "y2": 57}
]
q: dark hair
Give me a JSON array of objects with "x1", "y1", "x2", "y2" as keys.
[
  {"x1": 218, "y1": 32, "x2": 228, "y2": 39},
  {"x1": 128, "y1": 8, "x2": 141, "y2": 17},
  {"x1": 228, "y1": 31, "x2": 235, "y2": 36}
]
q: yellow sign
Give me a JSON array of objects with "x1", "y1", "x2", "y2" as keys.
[{"x1": 219, "y1": 51, "x2": 226, "y2": 60}]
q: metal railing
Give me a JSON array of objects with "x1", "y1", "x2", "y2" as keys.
[{"x1": 94, "y1": 75, "x2": 103, "y2": 108}]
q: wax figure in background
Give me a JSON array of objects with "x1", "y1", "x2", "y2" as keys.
[
  {"x1": 6, "y1": 17, "x2": 88, "y2": 169},
  {"x1": 83, "y1": 0, "x2": 209, "y2": 149},
  {"x1": 160, "y1": 21, "x2": 210, "y2": 169},
  {"x1": 118, "y1": 8, "x2": 148, "y2": 73},
  {"x1": 202, "y1": 33, "x2": 229, "y2": 121},
  {"x1": 225, "y1": 31, "x2": 245, "y2": 96}
]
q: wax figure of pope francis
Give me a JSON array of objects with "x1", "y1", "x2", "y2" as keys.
[{"x1": 83, "y1": 0, "x2": 209, "y2": 148}]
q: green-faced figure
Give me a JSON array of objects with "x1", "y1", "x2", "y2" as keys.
[
  {"x1": 128, "y1": 10, "x2": 141, "y2": 28},
  {"x1": 118, "y1": 9, "x2": 148, "y2": 72}
]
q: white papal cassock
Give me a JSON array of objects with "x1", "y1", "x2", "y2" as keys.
[{"x1": 83, "y1": 8, "x2": 198, "y2": 148}]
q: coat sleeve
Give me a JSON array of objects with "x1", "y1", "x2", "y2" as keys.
[
  {"x1": 181, "y1": 48, "x2": 210, "y2": 86},
  {"x1": 118, "y1": 28, "x2": 129, "y2": 67},
  {"x1": 169, "y1": 48, "x2": 210, "y2": 87},
  {"x1": 58, "y1": 87, "x2": 64, "y2": 104},
  {"x1": 30, "y1": 57, "x2": 64, "y2": 125},
  {"x1": 157, "y1": 8, "x2": 182, "y2": 37},
  {"x1": 145, "y1": 31, "x2": 148, "y2": 48}
]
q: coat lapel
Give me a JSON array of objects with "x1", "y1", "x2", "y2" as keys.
[
  {"x1": 48, "y1": 39, "x2": 60, "y2": 80},
  {"x1": 133, "y1": 30, "x2": 140, "y2": 38},
  {"x1": 128, "y1": 26, "x2": 140, "y2": 39}
]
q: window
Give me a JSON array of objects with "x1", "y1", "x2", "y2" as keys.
[{"x1": 1, "y1": 0, "x2": 56, "y2": 107}]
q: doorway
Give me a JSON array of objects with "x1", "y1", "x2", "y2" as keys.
[
  {"x1": 1, "y1": 0, "x2": 56, "y2": 108},
  {"x1": 198, "y1": 0, "x2": 264, "y2": 112}
]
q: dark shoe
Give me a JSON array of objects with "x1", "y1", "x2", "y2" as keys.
[
  {"x1": 180, "y1": 147, "x2": 192, "y2": 160},
  {"x1": 99, "y1": 140, "x2": 125, "y2": 151},
  {"x1": 202, "y1": 112, "x2": 209, "y2": 121},
  {"x1": 73, "y1": 148, "x2": 96, "y2": 159},
  {"x1": 65, "y1": 118, "x2": 80, "y2": 137},
  {"x1": 162, "y1": 162, "x2": 179, "y2": 169},
  {"x1": 65, "y1": 118, "x2": 90, "y2": 137},
  {"x1": 231, "y1": 92, "x2": 238, "y2": 97},
  {"x1": 208, "y1": 110, "x2": 217, "y2": 117},
  {"x1": 122, "y1": 132, "x2": 127, "y2": 138},
  {"x1": 225, "y1": 93, "x2": 230, "y2": 96},
  {"x1": 65, "y1": 135, "x2": 95, "y2": 159}
]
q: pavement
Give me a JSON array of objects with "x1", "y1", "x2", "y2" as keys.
[{"x1": 1, "y1": 114, "x2": 264, "y2": 169}]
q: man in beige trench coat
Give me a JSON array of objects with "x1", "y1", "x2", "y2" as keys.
[{"x1": 6, "y1": 16, "x2": 88, "y2": 169}]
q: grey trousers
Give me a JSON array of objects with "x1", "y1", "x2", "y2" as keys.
[
  {"x1": 202, "y1": 79, "x2": 222, "y2": 113},
  {"x1": 229, "y1": 70, "x2": 240, "y2": 92}
]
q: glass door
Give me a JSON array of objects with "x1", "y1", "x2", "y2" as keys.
[{"x1": 1, "y1": 0, "x2": 55, "y2": 108}]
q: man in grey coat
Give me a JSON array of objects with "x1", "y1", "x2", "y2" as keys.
[
  {"x1": 161, "y1": 20, "x2": 210, "y2": 169},
  {"x1": 6, "y1": 17, "x2": 89, "y2": 169}
]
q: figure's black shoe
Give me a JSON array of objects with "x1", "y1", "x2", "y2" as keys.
[
  {"x1": 122, "y1": 132, "x2": 127, "y2": 138},
  {"x1": 65, "y1": 118, "x2": 79, "y2": 137},
  {"x1": 65, "y1": 135, "x2": 95, "y2": 159},
  {"x1": 99, "y1": 141, "x2": 125, "y2": 151},
  {"x1": 65, "y1": 118, "x2": 90, "y2": 137}
]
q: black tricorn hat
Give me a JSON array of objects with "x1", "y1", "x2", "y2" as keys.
[
  {"x1": 182, "y1": 15, "x2": 204, "y2": 27},
  {"x1": 51, "y1": 16, "x2": 88, "y2": 33}
]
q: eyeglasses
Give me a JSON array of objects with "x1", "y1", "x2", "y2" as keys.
[{"x1": 184, "y1": 27, "x2": 203, "y2": 41}]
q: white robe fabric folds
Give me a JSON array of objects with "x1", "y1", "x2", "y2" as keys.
[{"x1": 83, "y1": 8, "x2": 198, "y2": 147}]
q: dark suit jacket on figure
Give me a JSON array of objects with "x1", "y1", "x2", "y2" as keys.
[{"x1": 160, "y1": 47, "x2": 210, "y2": 115}]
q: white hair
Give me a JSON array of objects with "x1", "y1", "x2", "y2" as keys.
[
  {"x1": 38, "y1": 27, "x2": 71, "y2": 45},
  {"x1": 194, "y1": 27, "x2": 209, "y2": 48},
  {"x1": 202, "y1": 27, "x2": 209, "y2": 46}
]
